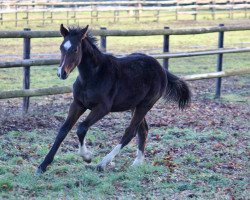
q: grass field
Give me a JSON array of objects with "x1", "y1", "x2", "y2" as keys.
[
  {"x1": 0, "y1": 129, "x2": 249, "y2": 199},
  {"x1": 0, "y1": 14, "x2": 250, "y2": 199},
  {"x1": 0, "y1": 96, "x2": 249, "y2": 199}
]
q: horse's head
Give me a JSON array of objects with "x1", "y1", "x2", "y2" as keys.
[{"x1": 57, "y1": 24, "x2": 89, "y2": 80}]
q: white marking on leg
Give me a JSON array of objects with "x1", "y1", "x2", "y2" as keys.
[
  {"x1": 98, "y1": 144, "x2": 122, "y2": 169},
  {"x1": 63, "y1": 40, "x2": 71, "y2": 51},
  {"x1": 132, "y1": 149, "x2": 144, "y2": 166},
  {"x1": 78, "y1": 139, "x2": 92, "y2": 161}
]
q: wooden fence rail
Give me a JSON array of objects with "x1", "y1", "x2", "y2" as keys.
[
  {"x1": 1, "y1": 25, "x2": 250, "y2": 112},
  {"x1": 1, "y1": 47, "x2": 250, "y2": 69},
  {"x1": 1, "y1": 68, "x2": 249, "y2": 99},
  {"x1": 1, "y1": 25, "x2": 250, "y2": 38}
]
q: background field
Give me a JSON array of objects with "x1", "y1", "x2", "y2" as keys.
[{"x1": 0, "y1": 14, "x2": 250, "y2": 199}]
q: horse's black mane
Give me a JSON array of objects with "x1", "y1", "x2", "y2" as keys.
[{"x1": 68, "y1": 26, "x2": 98, "y2": 47}]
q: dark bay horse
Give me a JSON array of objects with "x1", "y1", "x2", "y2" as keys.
[{"x1": 36, "y1": 24, "x2": 191, "y2": 174}]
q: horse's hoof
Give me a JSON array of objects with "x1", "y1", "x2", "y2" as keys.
[
  {"x1": 83, "y1": 158, "x2": 92, "y2": 164},
  {"x1": 35, "y1": 167, "x2": 45, "y2": 176},
  {"x1": 78, "y1": 150, "x2": 92, "y2": 163},
  {"x1": 96, "y1": 164, "x2": 105, "y2": 172}
]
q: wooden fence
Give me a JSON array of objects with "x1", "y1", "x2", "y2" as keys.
[
  {"x1": 1, "y1": 0, "x2": 250, "y2": 26},
  {"x1": 0, "y1": 24, "x2": 250, "y2": 112}
]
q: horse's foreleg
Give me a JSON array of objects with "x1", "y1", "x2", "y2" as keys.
[
  {"x1": 132, "y1": 118, "x2": 148, "y2": 166},
  {"x1": 36, "y1": 101, "x2": 86, "y2": 175},
  {"x1": 97, "y1": 106, "x2": 149, "y2": 171},
  {"x1": 76, "y1": 104, "x2": 110, "y2": 163}
]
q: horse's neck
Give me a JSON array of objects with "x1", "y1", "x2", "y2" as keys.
[{"x1": 77, "y1": 48, "x2": 105, "y2": 81}]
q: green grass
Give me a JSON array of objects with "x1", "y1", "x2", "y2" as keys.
[{"x1": 0, "y1": 126, "x2": 249, "y2": 199}]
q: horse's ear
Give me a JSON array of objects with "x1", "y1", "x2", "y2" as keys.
[
  {"x1": 60, "y1": 24, "x2": 69, "y2": 37},
  {"x1": 80, "y1": 25, "x2": 89, "y2": 40}
]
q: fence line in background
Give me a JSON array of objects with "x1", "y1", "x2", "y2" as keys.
[
  {"x1": 1, "y1": 25, "x2": 250, "y2": 112},
  {"x1": 1, "y1": 68, "x2": 249, "y2": 99},
  {"x1": 1, "y1": 25, "x2": 250, "y2": 38},
  {"x1": 1, "y1": 0, "x2": 250, "y2": 26},
  {"x1": 1, "y1": 47, "x2": 250, "y2": 69}
]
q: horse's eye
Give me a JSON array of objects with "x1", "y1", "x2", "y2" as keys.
[{"x1": 73, "y1": 48, "x2": 78, "y2": 53}]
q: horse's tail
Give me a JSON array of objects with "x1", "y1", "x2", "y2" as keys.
[{"x1": 163, "y1": 70, "x2": 191, "y2": 110}]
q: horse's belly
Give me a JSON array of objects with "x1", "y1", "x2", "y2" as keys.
[
  {"x1": 111, "y1": 87, "x2": 149, "y2": 112},
  {"x1": 110, "y1": 104, "x2": 135, "y2": 112}
]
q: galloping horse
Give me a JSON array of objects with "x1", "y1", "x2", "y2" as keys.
[{"x1": 36, "y1": 24, "x2": 191, "y2": 174}]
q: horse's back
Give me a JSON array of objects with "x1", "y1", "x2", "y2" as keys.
[
  {"x1": 116, "y1": 53, "x2": 165, "y2": 78},
  {"x1": 117, "y1": 53, "x2": 166, "y2": 87},
  {"x1": 110, "y1": 53, "x2": 167, "y2": 112}
]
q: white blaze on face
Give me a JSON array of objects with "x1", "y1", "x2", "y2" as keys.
[
  {"x1": 57, "y1": 55, "x2": 66, "y2": 79},
  {"x1": 57, "y1": 40, "x2": 72, "y2": 79},
  {"x1": 63, "y1": 40, "x2": 72, "y2": 51}
]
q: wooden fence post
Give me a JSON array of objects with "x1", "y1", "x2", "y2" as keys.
[
  {"x1": 0, "y1": 2, "x2": 3, "y2": 25},
  {"x1": 100, "y1": 27, "x2": 107, "y2": 52},
  {"x1": 50, "y1": 10, "x2": 53, "y2": 23},
  {"x1": 215, "y1": 24, "x2": 224, "y2": 99},
  {"x1": 227, "y1": 0, "x2": 230, "y2": 18},
  {"x1": 193, "y1": 1, "x2": 197, "y2": 21},
  {"x1": 211, "y1": 0, "x2": 215, "y2": 20},
  {"x1": 244, "y1": 1, "x2": 247, "y2": 18},
  {"x1": 26, "y1": 5, "x2": 29, "y2": 25},
  {"x1": 155, "y1": 10, "x2": 160, "y2": 22},
  {"x1": 113, "y1": 11, "x2": 116, "y2": 22},
  {"x1": 74, "y1": 4, "x2": 77, "y2": 23},
  {"x1": 42, "y1": 11, "x2": 45, "y2": 26},
  {"x1": 175, "y1": 1, "x2": 179, "y2": 20},
  {"x1": 15, "y1": 12, "x2": 18, "y2": 27},
  {"x1": 230, "y1": 0, "x2": 234, "y2": 19},
  {"x1": 67, "y1": 11, "x2": 69, "y2": 25},
  {"x1": 114, "y1": 10, "x2": 120, "y2": 22},
  {"x1": 163, "y1": 27, "x2": 170, "y2": 69},
  {"x1": 23, "y1": 28, "x2": 31, "y2": 112}
]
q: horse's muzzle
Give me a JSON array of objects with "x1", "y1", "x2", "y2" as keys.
[{"x1": 57, "y1": 68, "x2": 68, "y2": 80}]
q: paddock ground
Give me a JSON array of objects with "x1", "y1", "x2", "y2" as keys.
[
  {"x1": 0, "y1": 74, "x2": 249, "y2": 199},
  {"x1": 0, "y1": 18, "x2": 250, "y2": 199}
]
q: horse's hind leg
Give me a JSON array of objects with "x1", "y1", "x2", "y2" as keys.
[
  {"x1": 132, "y1": 118, "x2": 148, "y2": 166},
  {"x1": 97, "y1": 106, "x2": 150, "y2": 171}
]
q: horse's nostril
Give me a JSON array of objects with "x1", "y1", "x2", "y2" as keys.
[{"x1": 61, "y1": 70, "x2": 67, "y2": 79}]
